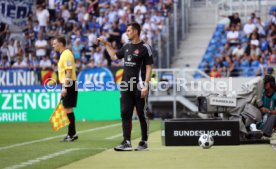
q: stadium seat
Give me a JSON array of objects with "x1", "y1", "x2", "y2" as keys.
[
  {"x1": 216, "y1": 24, "x2": 225, "y2": 32},
  {"x1": 269, "y1": 6, "x2": 276, "y2": 14},
  {"x1": 240, "y1": 60, "x2": 250, "y2": 68},
  {"x1": 261, "y1": 41, "x2": 269, "y2": 51},
  {"x1": 251, "y1": 60, "x2": 260, "y2": 68}
]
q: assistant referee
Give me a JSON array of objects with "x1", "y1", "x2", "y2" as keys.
[
  {"x1": 98, "y1": 22, "x2": 154, "y2": 151},
  {"x1": 52, "y1": 37, "x2": 78, "y2": 142}
]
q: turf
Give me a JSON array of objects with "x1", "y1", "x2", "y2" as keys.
[
  {"x1": 1, "y1": 120, "x2": 275, "y2": 169},
  {"x1": 60, "y1": 131, "x2": 276, "y2": 169},
  {"x1": 0, "y1": 120, "x2": 161, "y2": 169}
]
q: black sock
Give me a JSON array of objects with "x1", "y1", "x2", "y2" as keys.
[{"x1": 67, "y1": 112, "x2": 76, "y2": 137}]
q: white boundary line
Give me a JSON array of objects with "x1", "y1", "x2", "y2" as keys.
[
  {"x1": 105, "y1": 133, "x2": 122, "y2": 140},
  {"x1": 105, "y1": 131, "x2": 135, "y2": 140},
  {"x1": 0, "y1": 123, "x2": 121, "y2": 151},
  {"x1": 4, "y1": 148, "x2": 82, "y2": 169}
]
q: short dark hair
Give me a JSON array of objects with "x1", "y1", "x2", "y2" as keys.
[
  {"x1": 264, "y1": 75, "x2": 275, "y2": 87},
  {"x1": 56, "y1": 36, "x2": 66, "y2": 46},
  {"x1": 127, "y1": 22, "x2": 141, "y2": 36}
]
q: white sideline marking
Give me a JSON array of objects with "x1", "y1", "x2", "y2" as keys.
[
  {"x1": 0, "y1": 123, "x2": 121, "y2": 151},
  {"x1": 105, "y1": 131, "x2": 135, "y2": 140},
  {"x1": 4, "y1": 148, "x2": 81, "y2": 169},
  {"x1": 105, "y1": 133, "x2": 122, "y2": 140}
]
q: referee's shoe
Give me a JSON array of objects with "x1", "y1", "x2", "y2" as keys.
[
  {"x1": 60, "y1": 134, "x2": 78, "y2": 142},
  {"x1": 114, "y1": 140, "x2": 132, "y2": 151}
]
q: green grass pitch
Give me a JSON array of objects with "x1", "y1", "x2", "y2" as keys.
[{"x1": 0, "y1": 120, "x2": 275, "y2": 169}]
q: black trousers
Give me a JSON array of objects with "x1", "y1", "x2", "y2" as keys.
[{"x1": 120, "y1": 89, "x2": 149, "y2": 141}]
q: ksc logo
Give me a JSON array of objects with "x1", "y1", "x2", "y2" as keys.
[{"x1": 77, "y1": 67, "x2": 114, "y2": 87}]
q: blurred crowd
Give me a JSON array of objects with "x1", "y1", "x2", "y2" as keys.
[
  {"x1": 0, "y1": 0, "x2": 173, "y2": 74},
  {"x1": 202, "y1": 10, "x2": 276, "y2": 78}
]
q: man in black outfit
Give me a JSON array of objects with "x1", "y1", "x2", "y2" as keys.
[
  {"x1": 221, "y1": 12, "x2": 241, "y2": 27},
  {"x1": 98, "y1": 22, "x2": 153, "y2": 151}
]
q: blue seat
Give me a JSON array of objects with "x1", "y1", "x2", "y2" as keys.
[
  {"x1": 241, "y1": 37, "x2": 249, "y2": 43},
  {"x1": 216, "y1": 24, "x2": 225, "y2": 32},
  {"x1": 251, "y1": 60, "x2": 260, "y2": 67},
  {"x1": 261, "y1": 41, "x2": 269, "y2": 51},
  {"x1": 210, "y1": 38, "x2": 219, "y2": 45},
  {"x1": 206, "y1": 45, "x2": 216, "y2": 53},
  {"x1": 198, "y1": 62, "x2": 206, "y2": 69},
  {"x1": 269, "y1": 6, "x2": 276, "y2": 14},
  {"x1": 240, "y1": 60, "x2": 250, "y2": 68},
  {"x1": 213, "y1": 31, "x2": 221, "y2": 38},
  {"x1": 247, "y1": 68, "x2": 258, "y2": 77},
  {"x1": 194, "y1": 72, "x2": 203, "y2": 79},
  {"x1": 220, "y1": 38, "x2": 227, "y2": 45}
]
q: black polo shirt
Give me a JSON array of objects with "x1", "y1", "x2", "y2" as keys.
[{"x1": 116, "y1": 41, "x2": 154, "y2": 86}]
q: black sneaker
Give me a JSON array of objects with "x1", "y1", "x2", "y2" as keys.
[
  {"x1": 135, "y1": 141, "x2": 148, "y2": 151},
  {"x1": 114, "y1": 140, "x2": 132, "y2": 151},
  {"x1": 60, "y1": 134, "x2": 78, "y2": 142}
]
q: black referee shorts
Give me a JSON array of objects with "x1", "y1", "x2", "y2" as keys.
[{"x1": 62, "y1": 81, "x2": 78, "y2": 108}]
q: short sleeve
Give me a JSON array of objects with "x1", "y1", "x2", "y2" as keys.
[
  {"x1": 143, "y1": 44, "x2": 154, "y2": 65},
  {"x1": 64, "y1": 51, "x2": 74, "y2": 69},
  {"x1": 116, "y1": 44, "x2": 126, "y2": 59}
]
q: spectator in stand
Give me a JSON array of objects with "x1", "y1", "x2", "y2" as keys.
[
  {"x1": 108, "y1": 22, "x2": 121, "y2": 47},
  {"x1": 256, "y1": 17, "x2": 266, "y2": 38},
  {"x1": 209, "y1": 66, "x2": 221, "y2": 78},
  {"x1": 270, "y1": 48, "x2": 276, "y2": 63},
  {"x1": 250, "y1": 43, "x2": 261, "y2": 57},
  {"x1": 72, "y1": 38, "x2": 83, "y2": 60},
  {"x1": 232, "y1": 43, "x2": 244, "y2": 58},
  {"x1": 40, "y1": 55, "x2": 52, "y2": 70},
  {"x1": 7, "y1": 39, "x2": 16, "y2": 61},
  {"x1": 35, "y1": 32, "x2": 48, "y2": 59},
  {"x1": 0, "y1": 41, "x2": 10, "y2": 59},
  {"x1": 227, "y1": 56, "x2": 239, "y2": 77},
  {"x1": 88, "y1": 0, "x2": 98, "y2": 15},
  {"x1": 29, "y1": 52, "x2": 40, "y2": 71},
  {"x1": 33, "y1": 20, "x2": 40, "y2": 38},
  {"x1": 250, "y1": 12, "x2": 258, "y2": 24},
  {"x1": 12, "y1": 55, "x2": 28, "y2": 68},
  {"x1": 0, "y1": 55, "x2": 10, "y2": 69},
  {"x1": 243, "y1": 18, "x2": 256, "y2": 37},
  {"x1": 121, "y1": 31, "x2": 130, "y2": 45},
  {"x1": 92, "y1": 46, "x2": 103, "y2": 67},
  {"x1": 227, "y1": 25, "x2": 239, "y2": 46},
  {"x1": 61, "y1": 4, "x2": 71, "y2": 22},
  {"x1": 134, "y1": 9, "x2": 144, "y2": 25},
  {"x1": 269, "y1": 11, "x2": 276, "y2": 26},
  {"x1": 47, "y1": 0, "x2": 56, "y2": 22},
  {"x1": 107, "y1": 5, "x2": 118, "y2": 24},
  {"x1": 249, "y1": 28, "x2": 260, "y2": 41},
  {"x1": 134, "y1": 0, "x2": 147, "y2": 15},
  {"x1": 221, "y1": 43, "x2": 233, "y2": 57},
  {"x1": 268, "y1": 24, "x2": 276, "y2": 48},
  {"x1": 14, "y1": 40, "x2": 24, "y2": 59},
  {"x1": 256, "y1": 56, "x2": 268, "y2": 76},
  {"x1": 0, "y1": 22, "x2": 8, "y2": 46},
  {"x1": 250, "y1": 33, "x2": 260, "y2": 47},
  {"x1": 88, "y1": 28, "x2": 98, "y2": 47},
  {"x1": 36, "y1": 4, "x2": 49, "y2": 31},
  {"x1": 75, "y1": 58, "x2": 84, "y2": 74},
  {"x1": 221, "y1": 12, "x2": 241, "y2": 27}
]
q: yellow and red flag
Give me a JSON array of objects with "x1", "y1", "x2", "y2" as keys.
[{"x1": 50, "y1": 101, "x2": 70, "y2": 131}]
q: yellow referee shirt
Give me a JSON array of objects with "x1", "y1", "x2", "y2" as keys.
[{"x1": 58, "y1": 49, "x2": 77, "y2": 84}]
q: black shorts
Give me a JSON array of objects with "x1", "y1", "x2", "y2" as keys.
[{"x1": 62, "y1": 81, "x2": 78, "y2": 108}]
